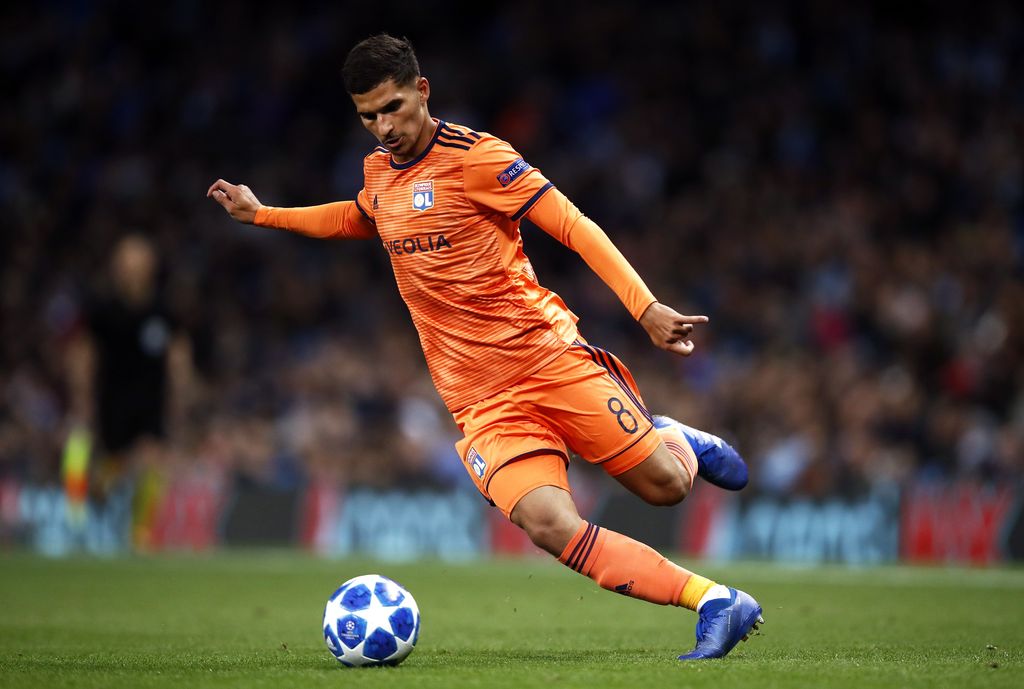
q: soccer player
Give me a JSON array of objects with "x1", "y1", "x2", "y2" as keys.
[
  {"x1": 66, "y1": 234, "x2": 194, "y2": 546},
  {"x1": 208, "y1": 34, "x2": 763, "y2": 660}
]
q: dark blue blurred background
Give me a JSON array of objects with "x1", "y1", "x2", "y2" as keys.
[{"x1": 2, "y1": 0, "x2": 1021, "y2": 512}]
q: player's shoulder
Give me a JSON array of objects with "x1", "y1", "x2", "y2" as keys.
[
  {"x1": 440, "y1": 122, "x2": 523, "y2": 170},
  {"x1": 435, "y1": 120, "x2": 485, "y2": 154},
  {"x1": 443, "y1": 121, "x2": 517, "y2": 154}
]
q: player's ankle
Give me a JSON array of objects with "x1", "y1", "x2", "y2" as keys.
[{"x1": 697, "y1": 584, "x2": 731, "y2": 612}]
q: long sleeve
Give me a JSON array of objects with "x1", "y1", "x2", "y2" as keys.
[
  {"x1": 253, "y1": 198, "x2": 377, "y2": 240},
  {"x1": 526, "y1": 187, "x2": 656, "y2": 320}
]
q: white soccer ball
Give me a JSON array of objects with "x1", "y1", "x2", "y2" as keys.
[{"x1": 323, "y1": 574, "x2": 421, "y2": 667}]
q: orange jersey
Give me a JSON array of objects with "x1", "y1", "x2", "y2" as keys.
[
  {"x1": 358, "y1": 120, "x2": 576, "y2": 410},
  {"x1": 255, "y1": 119, "x2": 657, "y2": 411}
]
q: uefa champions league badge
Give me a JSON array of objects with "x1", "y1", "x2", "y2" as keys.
[
  {"x1": 412, "y1": 180, "x2": 434, "y2": 211},
  {"x1": 468, "y1": 447, "x2": 487, "y2": 479},
  {"x1": 497, "y1": 158, "x2": 531, "y2": 187}
]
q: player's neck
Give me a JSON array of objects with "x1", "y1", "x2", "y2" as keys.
[{"x1": 393, "y1": 115, "x2": 438, "y2": 164}]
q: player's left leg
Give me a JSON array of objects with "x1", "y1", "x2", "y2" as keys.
[
  {"x1": 558, "y1": 340, "x2": 746, "y2": 499},
  {"x1": 612, "y1": 416, "x2": 748, "y2": 504},
  {"x1": 611, "y1": 440, "x2": 696, "y2": 506}
]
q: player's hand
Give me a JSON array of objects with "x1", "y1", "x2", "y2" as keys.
[
  {"x1": 207, "y1": 179, "x2": 261, "y2": 224},
  {"x1": 639, "y1": 302, "x2": 709, "y2": 356}
]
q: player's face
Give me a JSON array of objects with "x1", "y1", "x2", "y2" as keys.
[{"x1": 352, "y1": 77, "x2": 433, "y2": 163}]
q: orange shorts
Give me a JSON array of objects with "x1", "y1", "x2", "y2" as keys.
[{"x1": 453, "y1": 340, "x2": 661, "y2": 518}]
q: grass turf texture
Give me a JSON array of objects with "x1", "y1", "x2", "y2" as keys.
[{"x1": 1, "y1": 552, "x2": 1021, "y2": 688}]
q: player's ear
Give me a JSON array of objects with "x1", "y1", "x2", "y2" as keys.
[{"x1": 417, "y1": 76, "x2": 430, "y2": 104}]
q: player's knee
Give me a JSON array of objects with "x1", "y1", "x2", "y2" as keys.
[
  {"x1": 512, "y1": 508, "x2": 580, "y2": 556},
  {"x1": 524, "y1": 515, "x2": 580, "y2": 555}
]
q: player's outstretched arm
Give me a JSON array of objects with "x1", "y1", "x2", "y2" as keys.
[
  {"x1": 525, "y1": 187, "x2": 709, "y2": 357},
  {"x1": 206, "y1": 178, "x2": 376, "y2": 240},
  {"x1": 638, "y1": 302, "x2": 709, "y2": 357},
  {"x1": 207, "y1": 179, "x2": 260, "y2": 224}
]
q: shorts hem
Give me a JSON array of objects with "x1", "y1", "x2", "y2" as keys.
[
  {"x1": 495, "y1": 479, "x2": 570, "y2": 520},
  {"x1": 485, "y1": 448, "x2": 569, "y2": 495},
  {"x1": 597, "y1": 424, "x2": 661, "y2": 476},
  {"x1": 487, "y1": 450, "x2": 570, "y2": 519}
]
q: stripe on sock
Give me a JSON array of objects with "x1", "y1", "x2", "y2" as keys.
[
  {"x1": 563, "y1": 523, "x2": 593, "y2": 571},
  {"x1": 569, "y1": 523, "x2": 601, "y2": 573},
  {"x1": 661, "y1": 435, "x2": 698, "y2": 475},
  {"x1": 575, "y1": 525, "x2": 602, "y2": 573}
]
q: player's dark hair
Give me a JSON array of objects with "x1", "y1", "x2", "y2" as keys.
[{"x1": 343, "y1": 34, "x2": 420, "y2": 95}]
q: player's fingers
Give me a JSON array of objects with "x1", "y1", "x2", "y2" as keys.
[
  {"x1": 671, "y1": 324, "x2": 694, "y2": 337},
  {"x1": 207, "y1": 179, "x2": 236, "y2": 198},
  {"x1": 666, "y1": 339, "x2": 696, "y2": 356},
  {"x1": 211, "y1": 189, "x2": 235, "y2": 210},
  {"x1": 675, "y1": 315, "x2": 709, "y2": 325}
]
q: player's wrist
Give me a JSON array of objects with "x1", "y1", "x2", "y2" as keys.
[
  {"x1": 252, "y1": 205, "x2": 270, "y2": 226},
  {"x1": 636, "y1": 299, "x2": 660, "y2": 323}
]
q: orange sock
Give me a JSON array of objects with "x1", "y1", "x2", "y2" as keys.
[
  {"x1": 558, "y1": 521, "x2": 711, "y2": 608},
  {"x1": 655, "y1": 425, "x2": 698, "y2": 492}
]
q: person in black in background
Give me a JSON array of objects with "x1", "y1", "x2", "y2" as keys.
[{"x1": 67, "y1": 234, "x2": 193, "y2": 500}]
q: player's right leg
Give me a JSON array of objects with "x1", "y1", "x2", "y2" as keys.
[
  {"x1": 524, "y1": 343, "x2": 761, "y2": 658},
  {"x1": 490, "y1": 456, "x2": 763, "y2": 660},
  {"x1": 493, "y1": 455, "x2": 708, "y2": 607},
  {"x1": 452, "y1": 345, "x2": 763, "y2": 659}
]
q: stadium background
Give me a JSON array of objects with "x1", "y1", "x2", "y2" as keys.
[{"x1": 1, "y1": 1, "x2": 1022, "y2": 563}]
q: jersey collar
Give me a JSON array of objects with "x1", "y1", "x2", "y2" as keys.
[{"x1": 389, "y1": 119, "x2": 443, "y2": 170}]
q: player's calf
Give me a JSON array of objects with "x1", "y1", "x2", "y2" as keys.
[
  {"x1": 614, "y1": 444, "x2": 693, "y2": 506},
  {"x1": 640, "y1": 461, "x2": 691, "y2": 506}
]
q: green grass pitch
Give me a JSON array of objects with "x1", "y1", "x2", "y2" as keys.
[{"x1": 1, "y1": 551, "x2": 1021, "y2": 688}]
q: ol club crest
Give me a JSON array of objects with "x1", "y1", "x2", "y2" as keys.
[{"x1": 412, "y1": 180, "x2": 434, "y2": 211}]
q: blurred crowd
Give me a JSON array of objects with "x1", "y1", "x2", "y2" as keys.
[{"x1": 2, "y1": 0, "x2": 1022, "y2": 501}]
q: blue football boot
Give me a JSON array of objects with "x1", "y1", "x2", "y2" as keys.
[
  {"x1": 678, "y1": 587, "x2": 764, "y2": 661},
  {"x1": 652, "y1": 415, "x2": 748, "y2": 490}
]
